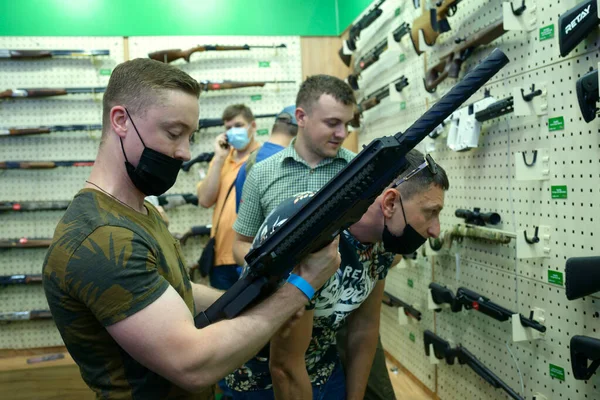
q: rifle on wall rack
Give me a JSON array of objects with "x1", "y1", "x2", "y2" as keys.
[
  {"x1": 199, "y1": 113, "x2": 278, "y2": 130},
  {"x1": 157, "y1": 193, "x2": 198, "y2": 210},
  {"x1": 346, "y1": 23, "x2": 410, "y2": 90},
  {"x1": 193, "y1": 49, "x2": 509, "y2": 329},
  {"x1": 0, "y1": 310, "x2": 53, "y2": 321},
  {"x1": 424, "y1": 330, "x2": 524, "y2": 400},
  {"x1": 428, "y1": 283, "x2": 547, "y2": 333},
  {"x1": 0, "y1": 160, "x2": 94, "y2": 169},
  {"x1": 0, "y1": 238, "x2": 53, "y2": 249},
  {"x1": 149, "y1": 44, "x2": 287, "y2": 63},
  {"x1": 181, "y1": 152, "x2": 214, "y2": 172},
  {"x1": 0, "y1": 274, "x2": 43, "y2": 286},
  {"x1": 199, "y1": 80, "x2": 295, "y2": 92},
  {"x1": 474, "y1": 95, "x2": 514, "y2": 121},
  {"x1": 382, "y1": 291, "x2": 422, "y2": 320},
  {"x1": 424, "y1": 19, "x2": 506, "y2": 93},
  {"x1": 411, "y1": 0, "x2": 463, "y2": 55},
  {"x1": 350, "y1": 76, "x2": 409, "y2": 127},
  {"x1": 0, "y1": 49, "x2": 109, "y2": 60},
  {"x1": 429, "y1": 223, "x2": 514, "y2": 251},
  {"x1": 341, "y1": 0, "x2": 387, "y2": 53},
  {"x1": 0, "y1": 200, "x2": 70, "y2": 212},
  {"x1": 0, "y1": 87, "x2": 106, "y2": 99},
  {"x1": 0, "y1": 124, "x2": 102, "y2": 137}
]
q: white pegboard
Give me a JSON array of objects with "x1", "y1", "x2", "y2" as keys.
[
  {"x1": 0, "y1": 34, "x2": 302, "y2": 350},
  {"x1": 0, "y1": 36, "x2": 124, "y2": 350},
  {"x1": 347, "y1": 0, "x2": 600, "y2": 399}
]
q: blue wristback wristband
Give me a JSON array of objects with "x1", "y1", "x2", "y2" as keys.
[{"x1": 287, "y1": 274, "x2": 315, "y2": 300}]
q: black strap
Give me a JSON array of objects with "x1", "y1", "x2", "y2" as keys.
[{"x1": 213, "y1": 181, "x2": 236, "y2": 234}]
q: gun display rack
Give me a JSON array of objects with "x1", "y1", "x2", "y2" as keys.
[
  {"x1": 350, "y1": 0, "x2": 600, "y2": 399},
  {"x1": 0, "y1": 35, "x2": 302, "y2": 350}
]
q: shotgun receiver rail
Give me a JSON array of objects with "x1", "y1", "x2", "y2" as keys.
[{"x1": 193, "y1": 49, "x2": 509, "y2": 329}]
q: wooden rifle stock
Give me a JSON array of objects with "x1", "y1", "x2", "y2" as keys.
[
  {"x1": 0, "y1": 88, "x2": 68, "y2": 98},
  {"x1": 424, "y1": 19, "x2": 506, "y2": 92},
  {"x1": 0, "y1": 161, "x2": 55, "y2": 169},
  {"x1": 6, "y1": 50, "x2": 53, "y2": 59},
  {"x1": 410, "y1": 0, "x2": 461, "y2": 54},
  {"x1": 202, "y1": 81, "x2": 267, "y2": 91},
  {"x1": 149, "y1": 45, "x2": 249, "y2": 63},
  {"x1": 7, "y1": 128, "x2": 52, "y2": 136}
]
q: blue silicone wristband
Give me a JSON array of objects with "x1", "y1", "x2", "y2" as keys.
[{"x1": 287, "y1": 274, "x2": 315, "y2": 300}]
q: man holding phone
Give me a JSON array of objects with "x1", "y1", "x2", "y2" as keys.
[{"x1": 197, "y1": 104, "x2": 260, "y2": 291}]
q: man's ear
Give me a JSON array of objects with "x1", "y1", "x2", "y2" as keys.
[
  {"x1": 110, "y1": 106, "x2": 128, "y2": 139},
  {"x1": 249, "y1": 120, "x2": 257, "y2": 133},
  {"x1": 380, "y1": 188, "x2": 399, "y2": 218},
  {"x1": 296, "y1": 107, "x2": 307, "y2": 128}
]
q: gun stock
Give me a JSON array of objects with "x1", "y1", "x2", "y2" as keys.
[
  {"x1": 576, "y1": 69, "x2": 599, "y2": 122},
  {"x1": 566, "y1": 256, "x2": 600, "y2": 300},
  {"x1": 558, "y1": 0, "x2": 599, "y2": 57},
  {"x1": 410, "y1": 0, "x2": 462, "y2": 54},
  {"x1": 425, "y1": 19, "x2": 506, "y2": 92},
  {"x1": 571, "y1": 335, "x2": 600, "y2": 380}
]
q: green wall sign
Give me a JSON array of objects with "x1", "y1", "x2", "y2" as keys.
[{"x1": 0, "y1": 0, "x2": 371, "y2": 36}]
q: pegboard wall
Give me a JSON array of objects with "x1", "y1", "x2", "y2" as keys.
[
  {"x1": 0, "y1": 35, "x2": 301, "y2": 350},
  {"x1": 350, "y1": 0, "x2": 600, "y2": 399}
]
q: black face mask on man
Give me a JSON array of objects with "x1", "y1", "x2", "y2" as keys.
[
  {"x1": 381, "y1": 193, "x2": 427, "y2": 254},
  {"x1": 120, "y1": 108, "x2": 183, "y2": 196}
]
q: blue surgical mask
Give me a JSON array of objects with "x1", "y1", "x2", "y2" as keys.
[{"x1": 226, "y1": 126, "x2": 250, "y2": 150}]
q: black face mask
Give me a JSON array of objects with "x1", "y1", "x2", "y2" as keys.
[
  {"x1": 382, "y1": 194, "x2": 426, "y2": 254},
  {"x1": 120, "y1": 108, "x2": 183, "y2": 196}
]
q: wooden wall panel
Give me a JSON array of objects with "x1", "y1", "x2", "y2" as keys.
[{"x1": 300, "y1": 36, "x2": 358, "y2": 153}]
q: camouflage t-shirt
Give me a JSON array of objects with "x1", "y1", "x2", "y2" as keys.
[
  {"x1": 226, "y1": 192, "x2": 393, "y2": 391},
  {"x1": 42, "y1": 189, "x2": 203, "y2": 400}
]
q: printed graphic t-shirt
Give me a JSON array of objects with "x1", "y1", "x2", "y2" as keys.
[{"x1": 226, "y1": 192, "x2": 393, "y2": 391}]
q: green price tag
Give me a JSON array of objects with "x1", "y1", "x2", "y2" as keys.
[
  {"x1": 258, "y1": 61, "x2": 270, "y2": 68},
  {"x1": 400, "y1": 102, "x2": 406, "y2": 110},
  {"x1": 399, "y1": 54, "x2": 406, "y2": 62},
  {"x1": 250, "y1": 94, "x2": 262, "y2": 101},
  {"x1": 551, "y1": 185, "x2": 567, "y2": 199},
  {"x1": 395, "y1": 7, "x2": 401, "y2": 16},
  {"x1": 409, "y1": 332, "x2": 415, "y2": 342},
  {"x1": 99, "y1": 69, "x2": 112, "y2": 76},
  {"x1": 257, "y1": 129, "x2": 269, "y2": 136},
  {"x1": 539, "y1": 24, "x2": 554, "y2": 41},
  {"x1": 408, "y1": 279, "x2": 414, "y2": 288},
  {"x1": 548, "y1": 116, "x2": 564, "y2": 131},
  {"x1": 548, "y1": 270, "x2": 564, "y2": 286},
  {"x1": 549, "y1": 364, "x2": 565, "y2": 381}
]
